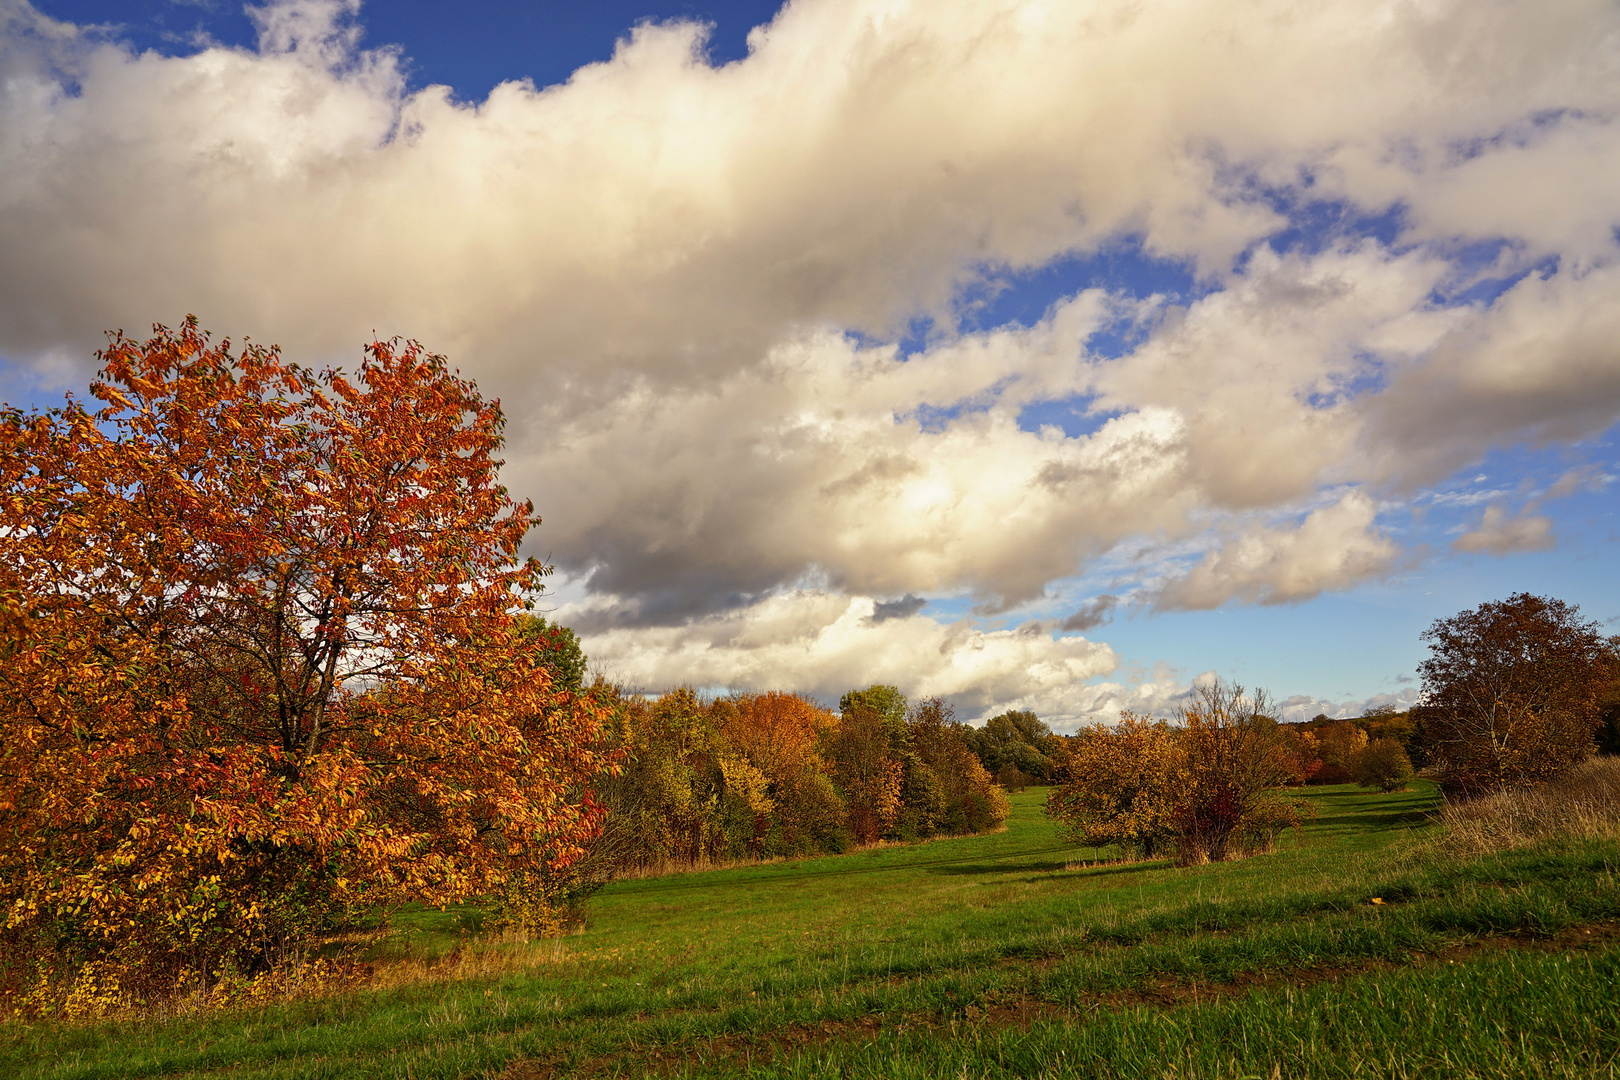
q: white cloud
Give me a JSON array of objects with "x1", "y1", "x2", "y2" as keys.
[
  {"x1": 1150, "y1": 492, "x2": 1399, "y2": 611},
  {"x1": 571, "y1": 589, "x2": 1117, "y2": 722},
  {"x1": 524, "y1": 303, "x2": 1204, "y2": 616},
  {"x1": 5, "y1": 0, "x2": 1616, "y2": 379},
  {"x1": 1275, "y1": 688, "x2": 1422, "y2": 724},
  {"x1": 1366, "y1": 264, "x2": 1620, "y2": 485},
  {"x1": 2, "y1": 0, "x2": 1619, "y2": 715},
  {"x1": 1453, "y1": 504, "x2": 1555, "y2": 555}
]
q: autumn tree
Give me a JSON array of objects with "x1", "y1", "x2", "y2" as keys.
[
  {"x1": 721, "y1": 692, "x2": 834, "y2": 785},
  {"x1": 903, "y1": 698, "x2": 1008, "y2": 837},
  {"x1": 1357, "y1": 705, "x2": 1416, "y2": 749},
  {"x1": 1600, "y1": 669, "x2": 1620, "y2": 756},
  {"x1": 1172, "y1": 683, "x2": 1308, "y2": 863},
  {"x1": 595, "y1": 688, "x2": 724, "y2": 866},
  {"x1": 584, "y1": 685, "x2": 1011, "y2": 871},
  {"x1": 1277, "y1": 727, "x2": 1323, "y2": 785},
  {"x1": 720, "y1": 692, "x2": 846, "y2": 853},
  {"x1": 1045, "y1": 714, "x2": 1179, "y2": 858},
  {"x1": 1412, "y1": 593, "x2": 1618, "y2": 794},
  {"x1": 1312, "y1": 721, "x2": 1370, "y2": 784},
  {"x1": 1046, "y1": 683, "x2": 1309, "y2": 865},
  {"x1": 0, "y1": 319, "x2": 613, "y2": 1006},
  {"x1": 828, "y1": 687, "x2": 908, "y2": 843},
  {"x1": 1352, "y1": 738, "x2": 1415, "y2": 792}
]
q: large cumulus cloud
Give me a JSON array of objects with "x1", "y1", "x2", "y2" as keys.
[{"x1": 2, "y1": 0, "x2": 1618, "y2": 720}]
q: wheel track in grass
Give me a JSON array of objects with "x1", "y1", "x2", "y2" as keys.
[{"x1": 498, "y1": 918, "x2": 1620, "y2": 1079}]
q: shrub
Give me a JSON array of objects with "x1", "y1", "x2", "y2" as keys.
[
  {"x1": 1046, "y1": 682, "x2": 1310, "y2": 865},
  {"x1": 1045, "y1": 715, "x2": 1180, "y2": 859},
  {"x1": 1352, "y1": 738, "x2": 1415, "y2": 792},
  {"x1": 996, "y1": 764, "x2": 1037, "y2": 792},
  {"x1": 1172, "y1": 684, "x2": 1311, "y2": 863}
]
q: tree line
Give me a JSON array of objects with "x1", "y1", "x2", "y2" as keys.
[{"x1": 572, "y1": 685, "x2": 1007, "y2": 881}]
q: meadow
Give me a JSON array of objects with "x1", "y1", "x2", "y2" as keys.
[{"x1": 7, "y1": 781, "x2": 1619, "y2": 1079}]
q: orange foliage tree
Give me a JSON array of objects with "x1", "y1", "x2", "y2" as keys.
[
  {"x1": 1277, "y1": 727, "x2": 1323, "y2": 785},
  {"x1": 0, "y1": 319, "x2": 613, "y2": 1006},
  {"x1": 720, "y1": 692, "x2": 833, "y2": 783},
  {"x1": 721, "y1": 692, "x2": 846, "y2": 850}
]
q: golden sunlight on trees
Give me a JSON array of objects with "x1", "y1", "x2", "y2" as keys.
[
  {"x1": 1352, "y1": 738, "x2": 1415, "y2": 793},
  {"x1": 579, "y1": 685, "x2": 1009, "y2": 876},
  {"x1": 1045, "y1": 682, "x2": 1310, "y2": 866},
  {"x1": 1312, "y1": 721, "x2": 1370, "y2": 785},
  {"x1": 1413, "y1": 593, "x2": 1619, "y2": 794},
  {"x1": 1044, "y1": 716, "x2": 1180, "y2": 858},
  {"x1": 0, "y1": 319, "x2": 614, "y2": 1008}
]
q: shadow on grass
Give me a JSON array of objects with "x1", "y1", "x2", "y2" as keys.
[
  {"x1": 1299, "y1": 786, "x2": 1440, "y2": 833},
  {"x1": 929, "y1": 859, "x2": 1166, "y2": 879}
]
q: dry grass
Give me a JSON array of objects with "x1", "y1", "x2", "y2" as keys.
[
  {"x1": 7, "y1": 926, "x2": 582, "y2": 1026},
  {"x1": 362, "y1": 935, "x2": 574, "y2": 993},
  {"x1": 1441, "y1": 756, "x2": 1620, "y2": 855},
  {"x1": 606, "y1": 827, "x2": 1007, "y2": 881},
  {"x1": 605, "y1": 851, "x2": 799, "y2": 881}
]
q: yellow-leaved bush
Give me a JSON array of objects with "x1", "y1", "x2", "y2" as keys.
[{"x1": 1046, "y1": 682, "x2": 1311, "y2": 866}]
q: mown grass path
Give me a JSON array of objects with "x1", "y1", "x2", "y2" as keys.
[{"x1": 8, "y1": 782, "x2": 1620, "y2": 1079}]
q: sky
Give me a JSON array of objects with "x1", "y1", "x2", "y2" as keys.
[{"x1": 2, "y1": 0, "x2": 1618, "y2": 728}]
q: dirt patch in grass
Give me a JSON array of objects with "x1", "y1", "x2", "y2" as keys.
[{"x1": 500, "y1": 918, "x2": 1620, "y2": 1079}]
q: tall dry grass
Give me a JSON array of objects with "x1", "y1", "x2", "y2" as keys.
[
  {"x1": 605, "y1": 827, "x2": 1006, "y2": 881},
  {"x1": 1441, "y1": 755, "x2": 1620, "y2": 855}
]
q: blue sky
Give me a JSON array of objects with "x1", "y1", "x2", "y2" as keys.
[
  {"x1": 34, "y1": 1, "x2": 781, "y2": 95},
  {"x1": 5, "y1": 0, "x2": 1618, "y2": 724}
]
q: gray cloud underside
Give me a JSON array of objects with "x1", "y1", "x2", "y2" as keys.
[{"x1": 2, "y1": 0, "x2": 1618, "y2": 720}]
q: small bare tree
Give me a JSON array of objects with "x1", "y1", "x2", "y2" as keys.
[{"x1": 1173, "y1": 682, "x2": 1309, "y2": 863}]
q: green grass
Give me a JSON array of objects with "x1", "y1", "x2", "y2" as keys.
[{"x1": 6, "y1": 782, "x2": 1619, "y2": 1079}]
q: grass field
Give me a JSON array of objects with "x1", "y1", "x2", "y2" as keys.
[{"x1": 7, "y1": 781, "x2": 1620, "y2": 1079}]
